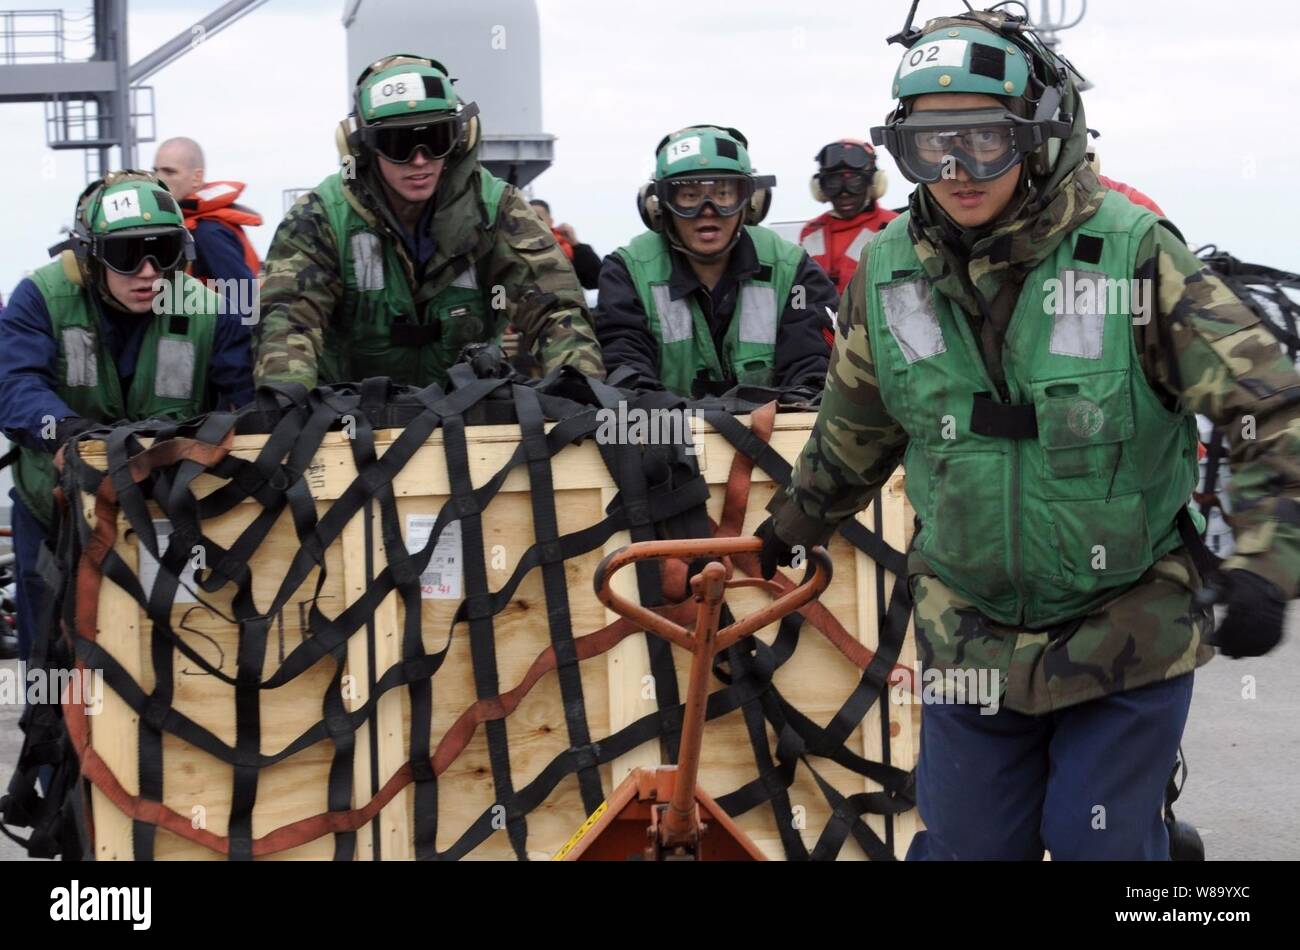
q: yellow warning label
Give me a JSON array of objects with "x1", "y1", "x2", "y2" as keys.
[{"x1": 552, "y1": 799, "x2": 609, "y2": 861}]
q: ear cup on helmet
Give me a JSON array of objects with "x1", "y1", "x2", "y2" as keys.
[
  {"x1": 746, "y1": 186, "x2": 772, "y2": 226},
  {"x1": 460, "y1": 110, "x2": 480, "y2": 153},
  {"x1": 870, "y1": 168, "x2": 888, "y2": 201},
  {"x1": 809, "y1": 174, "x2": 827, "y2": 203},
  {"x1": 60, "y1": 249, "x2": 84, "y2": 287},
  {"x1": 637, "y1": 181, "x2": 662, "y2": 231},
  {"x1": 336, "y1": 117, "x2": 361, "y2": 168}
]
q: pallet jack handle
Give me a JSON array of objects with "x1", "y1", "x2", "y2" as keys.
[{"x1": 593, "y1": 537, "x2": 831, "y2": 850}]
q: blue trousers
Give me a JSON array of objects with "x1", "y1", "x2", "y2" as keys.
[
  {"x1": 10, "y1": 489, "x2": 49, "y2": 663},
  {"x1": 905, "y1": 673, "x2": 1194, "y2": 860}
]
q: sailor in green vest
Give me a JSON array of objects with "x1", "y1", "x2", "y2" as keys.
[
  {"x1": 254, "y1": 54, "x2": 604, "y2": 389},
  {"x1": 0, "y1": 171, "x2": 253, "y2": 660},
  {"x1": 757, "y1": 7, "x2": 1300, "y2": 859},
  {"x1": 597, "y1": 125, "x2": 837, "y2": 398}
]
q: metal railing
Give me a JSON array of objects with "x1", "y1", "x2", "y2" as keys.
[{"x1": 0, "y1": 9, "x2": 65, "y2": 64}]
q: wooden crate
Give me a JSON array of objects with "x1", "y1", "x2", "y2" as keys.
[{"x1": 76, "y1": 412, "x2": 918, "y2": 860}]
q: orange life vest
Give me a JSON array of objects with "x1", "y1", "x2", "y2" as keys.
[
  {"x1": 1097, "y1": 175, "x2": 1165, "y2": 216},
  {"x1": 181, "y1": 181, "x2": 264, "y2": 277},
  {"x1": 799, "y1": 205, "x2": 898, "y2": 295},
  {"x1": 552, "y1": 227, "x2": 575, "y2": 261}
]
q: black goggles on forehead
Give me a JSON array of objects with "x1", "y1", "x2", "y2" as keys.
[
  {"x1": 817, "y1": 142, "x2": 873, "y2": 171},
  {"x1": 94, "y1": 229, "x2": 191, "y2": 275}
]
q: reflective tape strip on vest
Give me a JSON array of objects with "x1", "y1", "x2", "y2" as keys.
[
  {"x1": 863, "y1": 193, "x2": 1197, "y2": 628},
  {"x1": 800, "y1": 228, "x2": 827, "y2": 258},
  {"x1": 844, "y1": 227, "x2": 875, "y2": 265}
]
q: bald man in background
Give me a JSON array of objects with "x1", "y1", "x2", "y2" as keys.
[{"x1": 153, "y1": 137, "x2": 264, "y2": 295}]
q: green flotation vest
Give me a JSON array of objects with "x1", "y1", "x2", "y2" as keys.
[
  {"x1": 314, "y1": 169, "x2": 507, "y2": 387},
  {"x1": 614, "y1": 226, "x2": 803, "y2": 397},
  {"x1": 865, "y1": 190, "x2": 1198, "y2": 626},
  {"x1": 16, "y1": 261, "x2": 219, "y2": 527}
]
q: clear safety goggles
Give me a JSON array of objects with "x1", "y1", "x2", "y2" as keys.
[
  {"x1": 872, "y1": 108, "x2": 1049, "y2": 183},
  {"x1": 657, "y1": 174, "x2": 774, "y2": 218}
]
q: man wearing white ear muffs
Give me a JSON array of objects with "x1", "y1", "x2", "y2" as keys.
[{"x1": 799, "y1": 139, "x2": 898, "y2": 295}]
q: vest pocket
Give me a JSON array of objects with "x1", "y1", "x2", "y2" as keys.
[
  {"x1": 921, "y1": 448, "x2": 1013, "y2": 596},
  {"x1": 438, "y1": 299, "x2": 489, "y2": 352},
  {"x1": 1030, "y1": 368, "x2": 1134, "y2": 479},
  {"x1": 1049, "y1": 491, "x2": 1150, "y2": 590}
]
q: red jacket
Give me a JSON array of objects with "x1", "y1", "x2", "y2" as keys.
[
  {"x1": 1098, "y1": 175, "x2": 1164, "y2": 216},
  {"x1": 180, "y1": 181, "x2": 264, "y2": 276},
  {"x1": 799, "y1": 205, "x2": 899, "y2": 294}
]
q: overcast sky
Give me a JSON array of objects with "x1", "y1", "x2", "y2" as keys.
[{"x1": 1, "y1": 0, "x2": 1297, "y2": 299}]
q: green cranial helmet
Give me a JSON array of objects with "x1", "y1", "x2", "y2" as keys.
[
  {"x1": 870, "y1": 10, "x2": 1078, "y2": 188},
  {"x1": 889, "y1": 24, "x2": 1032, "y2": 100},
  {"x1": 50, "y1": 170, "x2": 194, "y2": 286},
  {"x1": 347, "y1": 55, "x2": 481, "y2": 167},
  {"x1": 653, "y1": 126, "x2": 755, "y2": 180},
  {"x1": 85, "y1": 174, "x2": 186, "y2": 235},
  {"x1": 356, "y1": 56, "x2": 459, "y2": 125}
]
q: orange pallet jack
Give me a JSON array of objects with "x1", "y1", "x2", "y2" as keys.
[{"x1": 557, "y1": 537, "x2": 831, "y2": 861}]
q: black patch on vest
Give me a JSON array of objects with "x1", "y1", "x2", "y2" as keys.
[
  {"x1": 988, "y1": 233, "x2": 1014, "y2": 264},
  {"x1": 1074, "y1": 234, "x2": 1105, "y2": 264},
  {"x1": 891, "y1": 269, "x2": 917, "y2": 280},
  {"x1": 715, "y1": 138, "x2": 739, "y2": 161},
  {"x1": 391, "y1": 322, "x2": 439, "y2": 346},
  {"x1": 168, "y1": 315, "x2": 189, "y2": 335},
  {"x1": 754, "y1": 264, "x2": 773, "y2": 282},
  {"x1": 422, "y1": 76, "x2": 446, "y2": 100},
  {"x1": 969, "y1": 43, "x2": 1006, "y2": 81}
]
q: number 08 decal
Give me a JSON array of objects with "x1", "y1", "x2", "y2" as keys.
[
  {"x1": 368, "y1": 71, "x2": 428, "y2": 108},
  {"x1": 897, "y1": 39, "x2": 968, "y2": 77}
]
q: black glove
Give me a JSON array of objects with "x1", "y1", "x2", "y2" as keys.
[
  {"x1": 49, "y1": 416, "x2": 97, "y2": 452},
  {"x1": 1203, "y1": 569, "x2": 1287, "y2": 658},
  {"x1": 459, "y1": 342, "x2": 511, "y2": 380},
  {"x1": 754, "y1": 516, "x2": 797, "y2": 581}
]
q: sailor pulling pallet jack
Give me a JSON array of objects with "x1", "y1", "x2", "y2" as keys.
[{"x1": 757, "y1": 5, "x2": 1300, "y2": 860}]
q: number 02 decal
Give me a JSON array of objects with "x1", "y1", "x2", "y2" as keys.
[{"x1": 897, "y1": 39, "x2": 968, "y2": 78}]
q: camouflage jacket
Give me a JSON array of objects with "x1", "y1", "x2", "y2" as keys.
[
  {"x1": 253, "y1": 150, "x2": 603, "y2": 387},
  {"x1": 772, "y1": 177, "x2": 1300, "y2": 715}
]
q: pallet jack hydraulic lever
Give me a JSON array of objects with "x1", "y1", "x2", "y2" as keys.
[{"x1": 557, "y1": 537, "x2": 832, "y2": 861}]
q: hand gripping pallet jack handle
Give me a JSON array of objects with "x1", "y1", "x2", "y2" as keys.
[{"x1": 577, "y1": 537, "x2": 832, "y2": 859}]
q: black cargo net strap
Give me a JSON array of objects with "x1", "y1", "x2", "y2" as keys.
[
  {"x1": 699, "y1": 408, "x2": 914, "y2": 859},
  {"x1": 15, "y1": 368, "x2": 915, "y2": 860}
]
